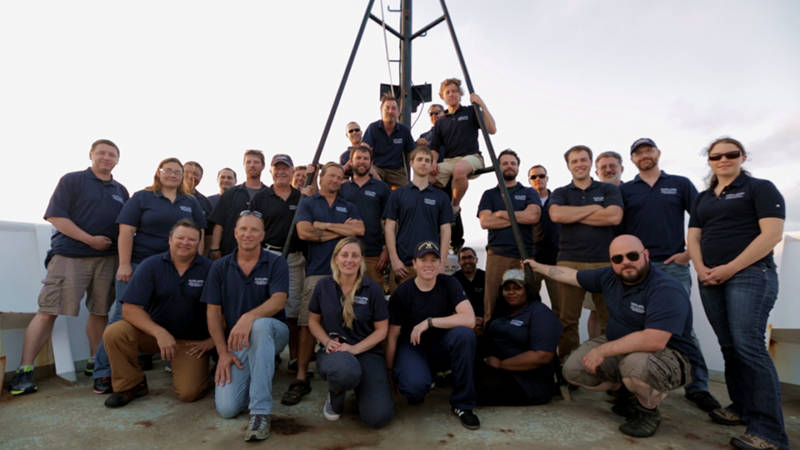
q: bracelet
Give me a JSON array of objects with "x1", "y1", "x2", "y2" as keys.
[{"x1": 427, "y1": 317, "x2": 434, "y2": 329}]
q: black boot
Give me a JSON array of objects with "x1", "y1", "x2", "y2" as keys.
[{"x1": 619, "y1": 404, "x2": 661, "y2": 438}]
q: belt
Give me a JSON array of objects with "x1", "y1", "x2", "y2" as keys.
[{"x1": 264, "y1": 244, "x2": 283, "y2": 252}]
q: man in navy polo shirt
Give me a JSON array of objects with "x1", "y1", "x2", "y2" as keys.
[
  {"x1": 208, "y1": 167, "x2": 237, "y2": 211},
  {"x1": 430, "y1": 77, "x2": 496, "y2": 214},
  {"x1": 209, "y1": 150, "x2": 268, "y2": 258},
  {"x1": 339, "y1": 145, "x2": 391, "y2": 286},
  {"x1": 183, "y1": 161, "x2": 214, "y2": 218},
  {"x1": 11, "y1": 139, "x2": 128, "y2": 396},
  {"x1": 103, "y1": 219, "x2": 213, "y2": 407},
  {"x1": 283, "y1": 162, "x2": 364, "y2": 406},
  {"x1": 524, "y1": 235, "x2": 694, "y2": 438},
  {"x1": 384, "y1": 147, "x2": 453, "y2": 288},
  {"x1": 417, "y1": 103, "x2": 445, "y2": 147},
  {"x1": 478, "y1": 149, "x2": 540, "y2": 322},
  {"x1": 362, "y1": 94, "x2": 416, "y2": 188},
  {"x1": 549, "y1": 145, "x2": 623, "y2": 360},
  {"x1": 528, "y1": 164, "x2": 560, "y2": 316},
  {"x1": 622, "y1": 137, "x2": 719, "y2": 413},
  {"x1": 202, "y1": 212, "x2": 290, "y2": 441}
]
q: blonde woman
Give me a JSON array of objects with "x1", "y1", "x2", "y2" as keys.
[{"x1": 307, "y1": 237, "x2": 393, "y2": 428}]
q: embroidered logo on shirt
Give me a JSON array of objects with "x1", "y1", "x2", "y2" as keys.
[
  {"x1": 510, "y1": 319, "x2": 525, "y2": 327},
  {"x1": 335, "y1": 206, "x2": 348, "y2": 213},
  {"x1": 514, "y1": 194, "x2": 526, "y2": 201},
  {"x1": 593, "y1": 196, "x2": 605, "y2": 202},
  {"x1": 424, "y1": 198, "x2": 437, "y2": 206},
  {"x1": 254, "y1": 277, "x2": 269, "y2": 286},
  {"x1": 187, "y1": 279, "x2": 204, "y2": 288},
  {"x1": 457, "y1": 115, "x2": 469, "y2": 121},
  {"x1": 289, "y1": 205, "x2": 297, "y2": 210},
  {"x1": 364, "y1": 190, "x2": 376, "y2": 197},
  {"x1": 660, "y1": 188, "x2": 678, "y2": 195},
  {"x1": 630, "y1": 302, "x2": 645, "y2": 314},
  {"x1": 111, "y1": 194, "x2": 124, "y2": 204},
  {"x1": 179, "y1": 206, "x2": 193, "y2": 213},
  {"x1": 393, "y1": 138, "x2": 403, "y2": 144},
  {"x1": 354, "y1": 296, "x2": 369, "y2": 305},
  {"x1": 724, "y1": 192, "x2": 745, "y2": 200}
]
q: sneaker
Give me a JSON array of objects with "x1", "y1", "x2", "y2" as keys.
[
  {"x1": 452, "y1": 407, "x2": 480, "y2": 430},
  {"x1": 84, "y1": 360, "x2": 94, "y2": 377},
  {"x1": 323, "y1": 392, "x2": 344, "y2": 421},
  {"x1": 685, "y1": 390, "x2": 722, "y2": 412},
  {"x1": 93, "y1": 377, "x2": 113, "y2": 394},
  {"x1": 730, "y1": 433, "x2": 780, "y2": 450},
  {"x1": 281, "y1": 380, "x2": 311, "y2": 406},
  {"x1": 619, "y1": 405, "x2": 661, "y2": 438},
  {"x1": 244, "y1": 414, "x2": 271, "y2": 441},
  {"x1": 709, "y1": 407, "x2": 745, "y2": 426},
  {"x1": 104, "y1": 378, "x2": 148, "y2": 408},
  {"x1": 10, "y1": 367, "x2": 37, "y2": 396}
]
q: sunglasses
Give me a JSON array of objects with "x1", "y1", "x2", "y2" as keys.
[
  {"x1": 610, "y1": 250, "x2": 644, "y2": 264},
  {"x1": 530, "y1": 174, "x2": 547, "y2": 179},
  {"x1": 429, "y1": 110, "x2": 443, "y2": 116},
  {"x1": 239, "y1": 210, "x2": 263, "y2": 218},
  {"x1": 708, "y1": 150, "x2": 742, "y2": 161},
  {"x1": 347, "y1": 128, "x2": 361, "y2": 134}
]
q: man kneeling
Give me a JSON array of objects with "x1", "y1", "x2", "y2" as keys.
[
  {"x1": 104, "y1": 219, "x2": 213, "y2": 407},
  {"x1": 524, "y1": 234, "x2": 693, "y2": 438}
]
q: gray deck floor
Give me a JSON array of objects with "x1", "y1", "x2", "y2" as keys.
[{"x1": 2, "y1": 357, "x2": 799, "y2": 449}]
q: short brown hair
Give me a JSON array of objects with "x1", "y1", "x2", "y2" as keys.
[
  {"x1": 439, "y1": 78, "x2": 464, "y2": 97},
  {"x1": 529, "y1": 164, "x2": 547, "y2": 175},
  {"x1": 243, "y1": 149, "x2": 265, "y2": 165},
  {"x1": 184, "y1": 161, "x2": 203, "y2": 176},
  {"x1": 564, "y1": 145, "x2": 593, "y2": 163},
  {"x1": 380, "y1": 93, "x2": 398, "y2": 108},
  {"x1": 349, "y1": 145, "x2": 373, "y2": 163},
  {"x1": 90, "y1": 139, "x2": 119, "y2": 156},
  {"x1": 595, "y1": 151, "x2": 622, "y2": 165},
  {"x1": 409, "y1": 146, "x2": 433, "y2": 163},
  {"x1": 320, "y1": 162, "x2": 344, "y2": 178}
]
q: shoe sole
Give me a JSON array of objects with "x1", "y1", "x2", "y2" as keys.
[
  {"x1": 93, "y1": 388, "x2": 113, "y2": 394},
  {"x1": 10, "y1": 386, "x2": 38, "y2": 396},
  {"x1": 245, "y1": 432, "x2": 270, "y2": 441},
  {"x1": 281, "y1": 386, "x2": 311, "y2": 406}
]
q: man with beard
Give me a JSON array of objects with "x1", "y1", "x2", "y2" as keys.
[
  {"x1": 477, "y1": 149, "x2": 540, "y2": 321},
  {"x1": 620, "y1": 137, "x2": 720, "y2": 413},
  {"x1": 595, "y1": 151, "x2": 624, "y2": 186},
  {"x1": 524, "y1": 235, "x2": 695, "y2": 438}
]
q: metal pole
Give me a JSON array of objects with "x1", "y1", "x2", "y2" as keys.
[
  {"x1": 438, "y1": 0, "x2": 531, "y2": 265},
  {"x1": 399, "y1": 0, "x2": 412, "y2": 125},
  {"x1": 282, "y1": 0, "x2": 376, "y2": 256}
]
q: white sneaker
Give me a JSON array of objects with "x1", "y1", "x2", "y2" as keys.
[{"x1": 323, "y1": 392, "x2": 342, "y2": 421}]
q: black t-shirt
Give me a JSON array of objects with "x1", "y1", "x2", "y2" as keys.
[
  {"x1": 209, "y1": 183, "x2": 266, "y2": 255},
  {"x1": 389, "y1": 274, "x2": 469, "y2": 342},
  {"x1": 251, "y1": 185, "x2": 303, "y2": 253},
  {"x1": 452, "y1": 269, "x2": 486, "y2": 317}
]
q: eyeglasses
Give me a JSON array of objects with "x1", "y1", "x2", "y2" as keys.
[
  {"x1": 530, "y1": 174, "x2": 547, "y2": 180},
  {"x1": 347, "y1": 128, "x2": 361, "y2": 134},
  {"x1": 239, "y1": 210, "x2": 263, "y2": 218},
  {"x1": 159, "y1": 168, "x2": 183, "y2": 176},
  {"x1": 610, "y1": 250, "x2": 644, "y2": 264},
  {"x1": 708, "y1": 150, "x2": 742, "y2": 161},
  {"x1": 429, "y1": 110, "x2": 443, "y2": 117}
]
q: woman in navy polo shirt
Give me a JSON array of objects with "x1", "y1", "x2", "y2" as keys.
[
  {"x1": 476, "y1": 269, "x2": 562, "y2": 406},
  {"x1": 687, "y1": 137, "x2": 787, "y2": 450},
  {"x1": 308, "y1": 237, "x2": 393, "y2": 428}
]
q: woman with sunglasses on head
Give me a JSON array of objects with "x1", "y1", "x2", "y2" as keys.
[
  {"x1": 476, "y1": 269, "x2": 562, "y2": 406},
  {"x1": 687, "y1": 137, "x2": 787, "y2": 450},
  {"x1": 307, "y1": 237, "x2": 393, "y2": 428}
]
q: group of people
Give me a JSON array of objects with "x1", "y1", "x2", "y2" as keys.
[{"x1": 7, "y1": 75, "x2": 789, "y2": 449}]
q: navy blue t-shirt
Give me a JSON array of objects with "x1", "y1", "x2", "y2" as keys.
[
  {"x1": 689, "y1": 173, "x2": 785, "y2": 267},
  {"x1": 577, "y1": 266, "x2": 694, "y2": 359},
  {"x1": 339, "y1": 177, "x2": 391, "y2": 257},
  {"x1": 478, "y1": 183, "x2": 541, "y2": 258},
  {"x1": 550, "y1": 180, "x2": 623, "y2": 262},
  {"x1": 485, "y1": 301, "x2": 562, "y2": 399},
  {"x1": 309, "y1": 277, "x2": 389, "y2": 355},
  {"x1": 201, "y1": 249, "x2": 289, "y2": 335},
  {"x1": 430, "y1": 105, "x2": 481, "y2": 159},
  {"x1": 44, "y1": 168, "x2": 129, "y2": 259},
  {"x1": 122, "y1": 252, "x2": 212, "y2": 340},
  {"x1": 117, "y1": 190, "x2": 207, "y2": 264},
  {"x1": 362, "y1": 120, "x2": 416, "y2": 170},
  {"x1": 533, "y1": 193, "x2": 560, "y2": 265},
  {"x1": 621, "y1": 172, "x2": 697, "y2": 262},
  {"x1": 207, "y1": 193, "x2": 221, "y2": 211},
  {"x1": 383, "y1": 183, "x2": 454, "y2": 265},
  {"x1": 296, "y1": 193, "x2": 362, "y2": 276},
  {"x1": 389, "y1": 274, "x2": 469, "y2": 342}
]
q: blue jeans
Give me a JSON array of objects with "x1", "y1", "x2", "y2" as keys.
[
  {"x1": 215, "y1": 318, "x2": 289, "y2": 418},
  {"x1": 93, "y1": 263, "x2": 138, "y2": 379},
  {"x1": 699, "y1": 262, "x2": 788, "y2": 448},
  {"x1": 393, "y1": 326, "x2": 477, "y2": 410},
  {"x1": 652, "y1": 261, "x2": 710, "y2": 394}
]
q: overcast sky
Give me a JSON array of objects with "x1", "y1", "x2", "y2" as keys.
[{"x1": 2, "y1": 0, "x2": 798, "y2": 247}]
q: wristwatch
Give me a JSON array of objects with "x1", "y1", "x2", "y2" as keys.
[{"x1": 427, "y1": 317, "x2": 434, "y2": 329}]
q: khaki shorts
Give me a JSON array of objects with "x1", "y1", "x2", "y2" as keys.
[
  {"x1": 375, "y1": 166, "x2": 408, "y2": 188},
  {"x1": 435, "y1": 154, "x2": 484, "y2": 187},
  {"x1": 38, "y1": 254, "x2": 117, "y2": 316},
  {"x1": 298, "y1": 274, "x2": 326, "y2": 326},
  {"x1": 582, "y1": 293, "x2": 596, "y2": 311}
]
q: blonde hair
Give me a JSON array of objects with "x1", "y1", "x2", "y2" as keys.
[{"x1": 330, "y1": 237, "x2": 366, "y2": 329}]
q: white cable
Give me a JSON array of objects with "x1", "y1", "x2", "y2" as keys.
[{"x1": 379, "y1": 0, "x2": 394, "y2": 91}]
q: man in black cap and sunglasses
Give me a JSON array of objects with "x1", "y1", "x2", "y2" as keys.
[{"x1": 524, "y1": 234, "x2": 695, "y2": 438}]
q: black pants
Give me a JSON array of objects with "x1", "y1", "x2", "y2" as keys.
[{"x1": 475, "y1": 362, "x2": 554, "y2": 406}]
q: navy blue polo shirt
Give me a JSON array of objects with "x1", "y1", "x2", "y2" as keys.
[
  {"x1": 577, "y1": 266, "x2": 694, "y2": 359},
  {"x1": 362, "y1": 120, "x2": 416, "y2": 170},
  {"x1": 296, "y1": 193, "x2": 362, "y2": 276},
  {"x1": 208, "y1": 194, "x2": 221, "y2": 211},
  {"x1": 209, "y1": 183, "x2": 266, "y2": 255},
  {"x1": 430, "y1": 105, "x2": 481, "y2": 159},
  {"x1": 309, "y1": 277, "x2": 389, "y2": 355},
  {"x1": 621, "y1": 172, "x2": 697, "y2": 262},
  {"x1": 44, "y1": 168, "x2": 129, "y2": 259},
  {"x1": 117, "y1": 190, "x2": 207, "y2": 264},
  {"x1": 485, "y1": 301, "x2": 562, "y2": 399},
  {"x1": 453, "y1": 269, "x2": 486, "y2": 317},
  {"x1": 478, "y1": 183, "x2": 541, "y2": 258},
  {"x1": 550, "y1": 180, "x2": 623, "y2": 262},
  {"x1": 339, "y1": 177, "x2": 391, "y2": 257},
  {"x1": 389, "y1": 274, "x2": 468, "y2": 343},
  {"x1": 251, "y1": 186, "x2": 303, "y2": 253},
  {"x1": 533, "y1": 192, "x2": 560, "y2": 265},
  {"x1": 122, "y1": 252, "x2": 212, "y2": 340},
  {"x1": 201, "y1": 248, "x2": 289, "y2": 335},
  {"x1": 689, "y1": 173, "x2": 785, "y2": 267},
  {"x1": 193, "y1": 190, "x2": 213, "y2": 218},
  {"x1": 383, "y1": 183, "x2": 454, "y2": 265}
]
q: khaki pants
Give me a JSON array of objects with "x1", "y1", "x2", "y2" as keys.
[
  {"x1": 375, "y1": 167, "x2": 408, "y2": 189},
  {"x1": 533, "y1": 272, "x2": 560, "y2": 317},
  {"x1": 482, "y1": 251, "x2": 522, "y2": 322},
  {"x1": 555, "y1": 261, "x2": 610, "y2": 359},
  {"x1": 388, "y1": 266, "x2": 416, "y2": 294},
  {"x1": 104, "y1": 320, "x2": 209, "y2": 402},
  {"x1": 364, "y1": 255, "x2": 384, "y2": 288}
]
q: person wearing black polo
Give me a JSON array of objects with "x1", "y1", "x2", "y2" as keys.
[
  {"x1": 549, "y1": 145, "x2": 622, "y2": 360},
  {"x1": 528, "y1": 164, "x2": 560, "y2": 316},
  {"x1": 621, "y1": 137, "x2": 719, "y2": 413},
  {"x1": 387, "y1": 241, "x2": 479, "y2": 430},
  {"x1": 103, "y1": 219, "x2": 213, "y2": 407},
  {"x1": 283, "y1": 162, "x2": 364, "y2": 406},
  {"x1": 339, "y1": 145, "x2": 391, "y2": 286},
  {"x1": 478, "y1": 149, "x2": 540, "y2": 322},
  {"x1": 362, "y1": 94, "x2": 415, "y2": 188},
  {"x1": 209, "y1": 150, "x2": 268, "y2": 258},
  {"x1": 384, "y1": 147, "x2": 453, "y2": 289},
  {"x1": 452, "y1": 247, "x2": 485, "y2": 331},
  {"x1": 208, "y1": 167, "x2": 237, "y2": 211}
]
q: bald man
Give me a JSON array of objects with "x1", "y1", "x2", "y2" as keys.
[{"x1": 524, "y1": 235, "x2": 696, "y2": 439}]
